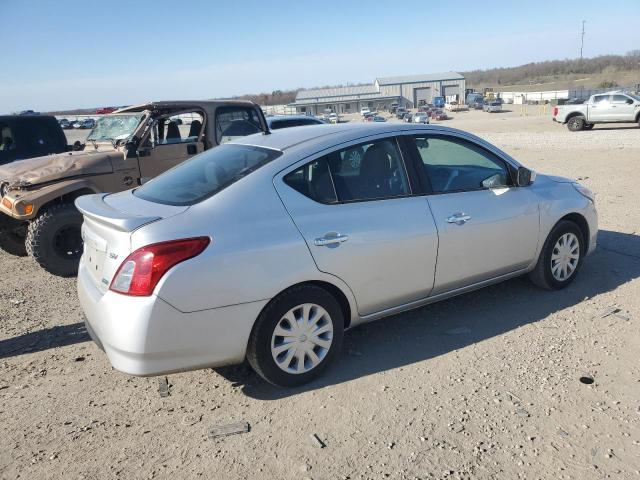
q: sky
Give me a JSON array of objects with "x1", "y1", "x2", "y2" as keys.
[{"x1": 1, "y1": 0, "x2": 638, "y2": 112}]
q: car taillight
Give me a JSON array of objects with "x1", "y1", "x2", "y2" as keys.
[
  {"x1": 110, "y1": 237, "x2": 210, "y2": 296},
  {"x1": 552, "y1": 107, "x2": 558, "y2": 117}
]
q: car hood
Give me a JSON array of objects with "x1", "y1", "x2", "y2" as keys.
[
  {"x1": 0, "y1": 150, "x2": 115, "y2": 189},
  {"x1": 544, "y1": 174, "x2": 575, "y2": 184}
]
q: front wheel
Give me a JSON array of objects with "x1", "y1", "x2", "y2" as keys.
[
  {"x1": 529, "y1": 220, "x2": 584, "y2": 290},
  {"x1": 247, "y1": 285, "x2": 344, "y2": 387},
  {"x1": 26, "y1": 202, "x2": 84, "y2": 277},
  {"x1": 567, "y1": 116, "x2": 586, "y2": 132}
]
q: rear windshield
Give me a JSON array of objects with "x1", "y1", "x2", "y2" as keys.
[{"x1": 133, "y1": 144, "x2": 282, "y2": 206}]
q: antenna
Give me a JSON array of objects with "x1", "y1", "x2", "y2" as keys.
[{"x1": 580, "y1": 20, "x2": 586, "y2": 60}]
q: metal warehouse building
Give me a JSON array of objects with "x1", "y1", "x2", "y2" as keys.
[{"x1": 291, "y1": 72, "x2": 465, "y2": 114}]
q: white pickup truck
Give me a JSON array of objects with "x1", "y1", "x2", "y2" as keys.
[{"x1": 553, "y1": 91, "x2": 640, "y2": 131}]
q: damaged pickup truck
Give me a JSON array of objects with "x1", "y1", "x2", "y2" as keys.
[{"x1": 0, "y1": 100, "x2": 268, "y2": 276}]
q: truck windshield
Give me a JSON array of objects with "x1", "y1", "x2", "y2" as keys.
[
  {"x1": 133, "y1": 144, "x2": 282, "y2": 206},
  {"x1": 628, "y1": 94, "x2": 640, "y2": 102},
  {"x1": 87, "y1": 114, "x2": 144, "y2": 142}
]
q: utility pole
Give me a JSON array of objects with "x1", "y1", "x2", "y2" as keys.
[{"x1": 580, "y1": 20, "x2": 586, "y2": 60}]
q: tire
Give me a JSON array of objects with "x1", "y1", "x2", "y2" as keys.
[
  {"x1": 247, "y1": 285, "x2": 344, "y2": 387},
  {"x1": 529, "y1": 220, "x2": 585, "y2": 290},
  {"x1": 0, "y1": 226, "x2": 27, "y2": 256},
  {"x1": 567, "y1": 116, "x2": 586, "y2": 132},
  {"x1": 26, "y1": 202, "x2": 84, "y2": 277}
]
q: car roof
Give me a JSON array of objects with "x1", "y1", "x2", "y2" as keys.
[
  {"x1": 232, "y1": 123, "x2": 476, "y2": 152},
  {"x1": 117, "y1": 100, "x2": 257, "y2": 113}
]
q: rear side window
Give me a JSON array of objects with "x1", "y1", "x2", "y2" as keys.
[
  {"x1": 215, "y1": 107, "x2": 262, "y2": 144},
  {"x1": 284, "y1": 138, "x2": 410, "y2": 204},
  {"x1": 592, "y1": 95, "x2": 610, "y2": 104},
  {"x1": 284, "y1": 159, "x2": 337, "y2": 204},
  {"x1": 0, "y1": 123, "x2": 16, "y2": 152},
  {"x1": 134, "y1": 144, "x2": 281, "y2": 206}
]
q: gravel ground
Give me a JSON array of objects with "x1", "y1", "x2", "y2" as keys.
[{"x1": 1, "y1": 108, "x2": 639, "y2": 479}]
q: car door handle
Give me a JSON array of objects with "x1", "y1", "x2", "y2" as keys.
[
  {"x1": 314, "y1": 234, "x2": 349, "y2": 246},
  {"x1": 446, "y1": 213, "x2": 471, "y2": 225}
]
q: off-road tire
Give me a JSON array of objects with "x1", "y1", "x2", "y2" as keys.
[
  {"x1": 0, "y1": 227, "x2": 27, "y2": 256},
  {"x1": 529, "y1": 220, "x2": 585, "y2": 290},
  {"x1": 26, "y1": 202, "x2": 84, "y2": 277},
  {"x1": 567, "y1": 116, "x2": 586, "y2": 132},
  {"x1": 247, "y1": 285, "x2": 344, "y2": 387}
]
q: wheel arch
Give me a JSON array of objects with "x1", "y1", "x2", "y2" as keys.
[
  {"x1": 257, "y1": 280, "x2": 355, "y2": 331},
  {"x1": 30, "y1": 182, "x2": 100, "y2": 217},
  {"x1": 565, "y1": 111, "x2": 586, "y2": 122},
  {"x1": 558, "y1": 212, "x2": 590, "y2": 252}
]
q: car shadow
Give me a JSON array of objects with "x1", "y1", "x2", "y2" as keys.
[
  {"x1": 589, "y1": 125, "x2": 639, "y2": 131},
  {"x1": 216, "y1": 229, "x2": 640, "y2": 399},
  {"x1": 0, "y1": 322, "x2": 89, "y2": 359}
]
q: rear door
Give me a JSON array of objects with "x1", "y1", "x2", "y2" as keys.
[
  {"x1": 588, "y1": 95, "x2": 614, "y2": 121},
  {"x1": 275, "y1": 135, "x2": 438, "y2": 316},
  {"x1": 405, "y1": 133, "x2": 539, "y2": 295}
]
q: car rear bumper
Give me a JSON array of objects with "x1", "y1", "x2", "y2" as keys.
[{"x1": 77, "y1": 263, "x2": 267, "y2": 376}]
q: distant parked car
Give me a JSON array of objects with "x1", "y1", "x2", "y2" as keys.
[
  {"x1": 432, "y1": 97, "x2": 445, "y2": 108},
  {"x1": 362, "y1": 113, "x2": 375, "y2": 122},
  {"x1": 403, "y1": 113, "x2": 413, "y2": 123},
  {"x1": 553, "y1": 92, "x2": 640, "y2": 131},
  {"x1": 434, "y1": 110, "x2": 448, "y2": 120},
  {"x1": 73, "y1": 119, "x2": 96, "y2": 129},
  {"x1": 58, "y1": 118, "x2": 72, "y2": 129},
  {"x1": 486, "y1": 101, "x2": 502, "y2": 113},
  {"x1": 267, "y1": 115, "x2": 325, "y2": 130},
  {"x1": 76, "y1": 123, "x2": 598, "y2": 387},
  {"x1": 96, "y1": 107, "x2": 118, "y2": 115},
  {"x1": 372, "y1": 115, "x2": 386, "y2": 122},
  {"x1": 18, "y1": 110, "x2": 40, "y2": 116},
  {"x1": 396, "y1": 108, "x2": 408, "y2": 119},
  {"x1": 360, "y1": 108, "x2": 371, "y2": 116},
  {"x1": 413, "y1": 112, "x2": 430, "y2": 124},
  {"x1": 328, "y1": 113, "x2": 340, "y2": 124}
]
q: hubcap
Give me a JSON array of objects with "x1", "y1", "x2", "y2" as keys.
[
  {"x1": 271, "y1": 303, "x2": 333, "y2": 375},
  {"x1": 551, "y1": 232, "x2": 580, "y2": 281}
]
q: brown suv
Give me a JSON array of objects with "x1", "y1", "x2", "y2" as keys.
[{"x1": 0, "y1": 100, "x2": 268, "y2": 276}]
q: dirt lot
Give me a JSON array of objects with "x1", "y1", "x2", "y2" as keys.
[{"x1": 2, "y1": 108, "x2": 639, "y2": 480}]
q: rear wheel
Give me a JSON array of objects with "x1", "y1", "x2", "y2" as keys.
[
  {"x1": 26, "y1": 202, "x2": 83, "y2": 277},
  {"x1": 567, "y1": 116, "x2": 586, "y2": 132},
  {"x1": 247, "y1": 285, "x2": 344, "y2": 387},
  {"x1": 529, "y1": 220, "x2": 584, "y2": 290}
]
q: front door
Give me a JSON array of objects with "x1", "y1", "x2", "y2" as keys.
[
  {"x1": 610, "y1": 94, "x2": 637, "y2": 122},
  {"x1": 406, "y1": 134, "x2": 539, "y2": 295},
  {"x1": 138, "y1": 114, "x2": 204, "y2": 182},
  {"x1": 276, "y1": 137, "x2": 439, "y2": 316}
]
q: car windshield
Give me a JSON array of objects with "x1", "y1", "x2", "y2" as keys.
[
  {"x1": 133, "y1": 144, "x2": 282, "y2": 206},
  {"x1": 627, "y1": 93, "x2": 640, "y2": 101},
  {"x1": 86, "y1": 113, "x2": 144, "y2": 142}
]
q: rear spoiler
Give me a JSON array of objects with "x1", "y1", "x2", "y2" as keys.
[{"x1": 75, "y1": 193, "x2": 161, "y2": 232}]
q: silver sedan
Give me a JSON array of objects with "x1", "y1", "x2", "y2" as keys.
[{"x1": 76, "y1": 123, "x2": 597, "y2": 387}]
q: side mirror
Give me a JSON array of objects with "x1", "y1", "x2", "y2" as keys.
[
  {"x1": 627, "y1": 98, "x2": 634, "y2": 105},
  {"x1": 516, "y1": 167, "x2": 535, "y2": 187}
]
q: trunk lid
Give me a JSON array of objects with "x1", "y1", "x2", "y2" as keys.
[{"x1": 75, "y1": 191, "x2": 188, "y2": 293}]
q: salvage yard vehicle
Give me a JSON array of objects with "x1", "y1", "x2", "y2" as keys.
[
  {"x1": 553, "y1": 91, "x2": 640, "y2": 131},
  {"x1": 1, "y1": 115, "x2": 76, "y2": 167},
  {"x1": 413, "y1": 112, "x2": 430, "y2": 124},
  {"x1": 76, "y1": 123, "x2": 598, "y2": 387},
  {"x1": 485, "y1": 101, "x2": 502, "y2": 113},
  {"x1": 266, "y1": 115, "x2": 324, "y2": 130},
  {"x1": 73, "y1": 119, "x2": 96, "y2": 129},
  {"x1": 0, "y1": 100, "x2": 268, "y2": 275}
]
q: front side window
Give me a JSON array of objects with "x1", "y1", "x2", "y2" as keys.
[
  {"x1": 215, "y1": 107, "x2": 262, "y2": 144},
  {"x1": 134, "y1": 144, "x2": 281, "y2": 206},
  {"x1": 612, "y1": 95, "x2": 631, "y2": 104},
  {"x1": 411, "y1": 135, "x2": 511, "y2": 193}
]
